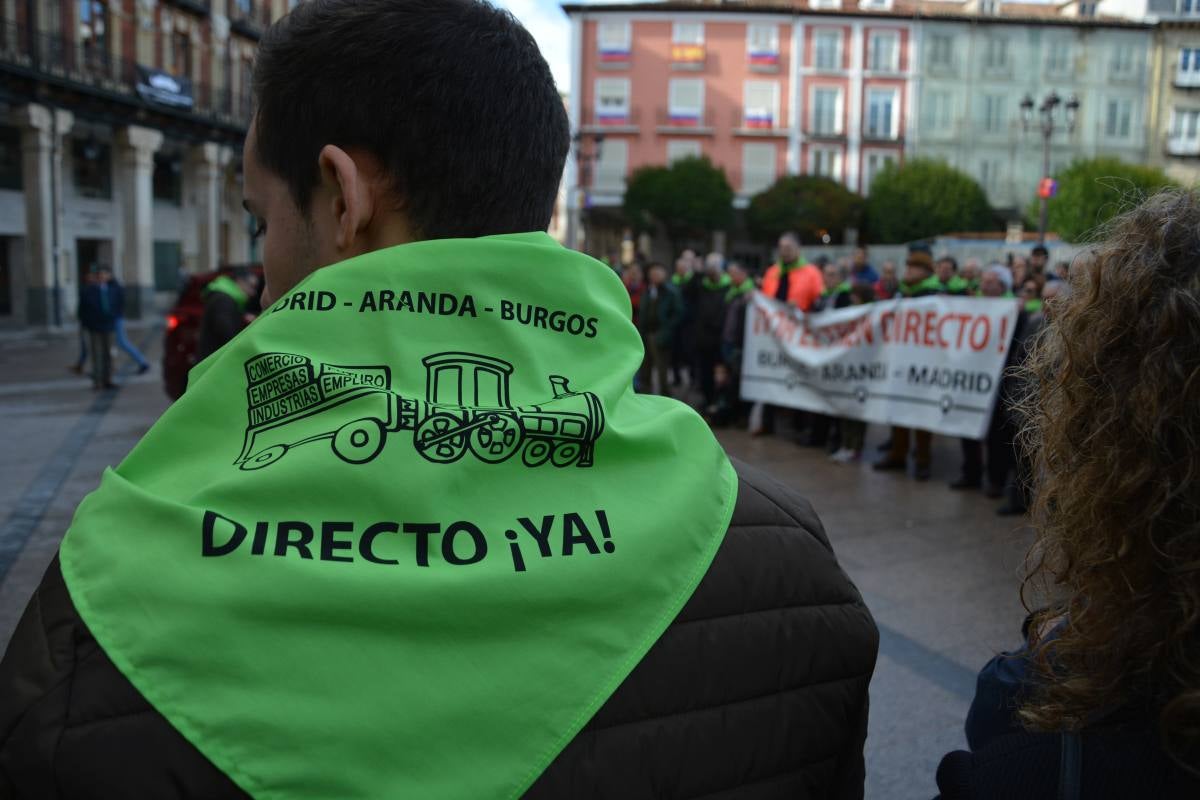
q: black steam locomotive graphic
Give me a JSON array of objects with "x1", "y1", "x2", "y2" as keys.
[{"x1": 235, "y1": 351, "x2": 606, "y2": 471}]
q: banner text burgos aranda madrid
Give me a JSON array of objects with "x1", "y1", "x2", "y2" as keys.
[{"x1": 741, "y1": 294, "x2": 1020, "y2": 440}]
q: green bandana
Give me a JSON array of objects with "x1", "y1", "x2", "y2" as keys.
[
  {"x1": 701, "y1": 273, "x2": 731, "y2": 292},
  {"x1": 60, "y1": 233, "x2": 736, "y2": 799},
  {"x1": 725, "y1": 279, "x2": 754, "y2": 302},
  {"x1": 821, "y1": 280, "x2": 852, "y2": 298},
  {"x1": 205, "y1": 274, "x2": 250, "y2": 310},
  {"x1": 900, "y1": 274, "x2": 944, "y2": 296}
]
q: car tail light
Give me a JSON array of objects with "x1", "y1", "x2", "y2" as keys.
[{"x1": 167, "y1": 314, "x2": 179, "y2": 331}]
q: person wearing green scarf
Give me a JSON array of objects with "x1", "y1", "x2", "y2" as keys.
[
  {"x1": 197, "y1": 268, "x2": 260, "y2": 362},
  {"x1": 0, "y1": 3, "x2": 877, "y2": 798},
  {"x1": 935, "y1": 256, "x2": 971, "y2": 296}
]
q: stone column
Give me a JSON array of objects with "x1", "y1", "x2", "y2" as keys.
[
  {"x1": 113, "y1": 125, "x2": 163, "y2": 319},
  {"x1": 14, "y1": 104, "x2": 73, "y2": 329},
  {"x1": 189, "y1": 142, "x2": 222, "y2": 273},
  {"x1": 223, "y1": 147, "x2": 252, "y2": 264}
]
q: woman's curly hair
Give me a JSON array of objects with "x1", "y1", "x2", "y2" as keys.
[{"x1": 1016, "y1": 190, "x2": 1200, "y2": 769}]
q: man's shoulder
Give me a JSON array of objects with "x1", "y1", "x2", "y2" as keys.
[{"x1": 727, "y1": 458, "x2": 832, "y2": 547}]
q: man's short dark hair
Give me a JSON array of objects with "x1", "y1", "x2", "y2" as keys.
[
  {"x1": 938, "y1": 256, "x2": 958, "y2": 272},
  {"x1": 252, "y1": 0, "x2": 568, "y2": 240}
]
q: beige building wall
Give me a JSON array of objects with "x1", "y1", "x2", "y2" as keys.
[{"x1": 1150, "y1": 22, "x2": 1200, "y2": 185}]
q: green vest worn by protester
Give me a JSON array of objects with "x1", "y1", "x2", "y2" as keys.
[
  {"x1": 60, "y1": 232, "x2": 737, "y2": 800},
  {"x1": 205, "y1": 273, "x2": 250, "y2": 310},
  {"x1": 941, "y1": 275, "x2": 970, "y2": 295}
]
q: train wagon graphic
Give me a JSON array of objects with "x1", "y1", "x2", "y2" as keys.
[{"x1": 235, "y1": 351, "x2": 605, "y2": 471}]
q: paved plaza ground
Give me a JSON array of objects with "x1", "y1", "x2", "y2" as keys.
[{"x1": 0, "y1": 329, "x2": 1035, "y2": 800}]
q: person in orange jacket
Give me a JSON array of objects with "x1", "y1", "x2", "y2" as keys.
[{"x1": 760, "y1": 232, "x2": 823, "y2": 312}]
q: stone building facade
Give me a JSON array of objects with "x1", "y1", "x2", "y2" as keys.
[{"x1": 0, "y1": 0, "x2": 288, "y2": 331}]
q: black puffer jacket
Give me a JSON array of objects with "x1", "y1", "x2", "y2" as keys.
[{"x1": 0, "y1": 460, "x2": 878, "y2": 799}]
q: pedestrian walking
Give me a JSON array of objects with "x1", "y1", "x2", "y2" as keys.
[{"x1": 104, "y1": 268, "x2": 151, "y2": 374}]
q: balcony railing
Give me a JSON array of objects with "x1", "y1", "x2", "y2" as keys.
[
  {"x1": 580, "y1": 107, "x2": 641, "y2": 133},
  {"x1": 1175, "y1": 69, "x2": 1200, "y2": 88},
  {"x1": 230, "y1": 2, "x2": 273, "y2": 40},
  {"x1": 805, "y1": 125, "x2": 846, "y2": 141},
  {"x1": 733, "y1": 110, "x2": 789, "y2": 137},
  {"x1": 0, "y1": 20, "x2": 254, "y2": 131},
  {"x1": 1166, "y1": 135, "x2": 1200, "y2": 157},
  {"x1": 656, "y1": 108, "x2": 715, "y2": 134},
  {"x1": 163, "y1": 0, "x2": 212, "y2": 15}
]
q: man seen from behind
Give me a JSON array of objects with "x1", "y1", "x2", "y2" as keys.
[{"x1": 0, "y1": 3, "x2": 877, "y2": 798}]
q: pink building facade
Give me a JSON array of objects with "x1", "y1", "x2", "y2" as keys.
[{"x1": 563, "y1": 4, "x2": 914, "y2": 249}]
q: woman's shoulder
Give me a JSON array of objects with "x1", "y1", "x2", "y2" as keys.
[{"x1": 936, "y1": 723, "x2": 1200, "y2": 800}]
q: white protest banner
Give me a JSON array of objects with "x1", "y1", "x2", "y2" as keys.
[{"x1": 741, "y1": 293, "x2": 1020, "y2": 439}]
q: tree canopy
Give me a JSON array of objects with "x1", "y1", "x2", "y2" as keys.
[
  {"x1": 864, "y1": 158, "x2": 995, "y2": 243},
  {"x1": 622, "y1": 156, "x2": 733, "y2": 245},
  {"x1": 745, "y1": 175, "x2": 864, "y2": 246},
  {"x1": 1029, "y1": 157, "x2": 1176, "y2": 243}
]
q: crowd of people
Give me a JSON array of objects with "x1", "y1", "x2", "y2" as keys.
[{"x1": 618, "y1": 234, "x2": 1072, "y2": 517}]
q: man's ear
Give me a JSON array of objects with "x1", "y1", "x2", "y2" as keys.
[{"x1": 316, "y1": 144, "x2": 375, "y2": 252}]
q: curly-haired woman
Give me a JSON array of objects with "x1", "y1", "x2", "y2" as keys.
[{"x1": 935, "y1": 192, "x2": 1200, "y2": 799}]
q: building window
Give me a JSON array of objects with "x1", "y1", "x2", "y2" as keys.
[
  {"x1": 1179, "y1": 47, "x2": 1200, "y2": 85},
  {"x1": 671, "y1": 21, "x2": 705, "y2": 65},
  {"x1": 1046, "y1": 42, "x2": 1072, "y2": 75},
  {"x1": 234, "y1": 0, "x2": 254, "y2": 15},
  {"x1": 983, "y1": 37, "x2": 1009, "y2": 72},
  {"x1": 72, "y1": 137, "x2": 112, "y2": 199},
  {"x1": 598, "y1": 20, "x2": 632, "y2": 63},
  {"x1": 153, "y1": 240, "x2": 183, "y2": 292},
  {"x1": 0, "y1": 127, "x2": 21, "y2": 191},
  {"x1": 78, "y1": 1, "x2": 109, "y2": 59},
  {"x1": 983, "y1": 94, "x2": 1006, "y2": 133},
  {"x1": 667, "y1": 140, "x2": 702, "y2": 164},
  {"x1": 1111, "y1": 44, "x2": 1137, "y2": 78},
  {"x1": 980, "y1": 0, "x2": 999, "y2": 14},
  {"x1": 865, "y1": 88, "x2": 899, "y2": 139},
  {"x1": 1105, "y1": 98, "x2": 1133, "y2": 139},
  {"x1": 742, "y1": 143, "x2": 777, "y2": 194},
  {"x1": 924, "y1": 90, "x2": 953, "y2": 133},
  {"x1": 811, "y1": 87, "x2": 842, "y2": 135},
  {"x1": 814, "y1": 29, "x2": 842, "y2": 71},
  {"x1": 153, "y1": 154, "x2": 183, "y2": 205},
  {"x1": 1078, "y1": 1, "x2": 1098, "y2": 16},
  {"x1": 744, "y1": 80, "x2": 780, "y2": 129},
  {"x1": 668, "y1": 78, "x2": 705, "y2": 125},
  {"x1": 810, "y1": 0, "x2": 841, "y2": 8},
  {"x1": 863, "y1": 151, "x2": 896, "y2": 195},
  {"x1": 867, "y1": 31, "x2": 900, "y2": 72},
  {"x1": 171, "y1": 31, "x2": 192, "y2": 78},
  {"x1": 928, "y1": 34, "x2": 953, "y2": 70},
  {"x1": 979, "y1": 159, "x2": 1001, "y2": 194},
  {"x1": 594, "y1": 138, "x2": 628, "y2": 191},
  {"x1": 747, "y1": 23, "x2": 780, "y2": 68},
  {"x1": 1185, "y1": 0, "x2": 1200, "y2": 14},
  {"x1": 809, "y1": 146, "x2": 842, "y2": 180},
  {"x1": 595, "y1": 78, "x2": 630, "y2": 124},
  {"x1": 1170, "y1": 108, "x2": 1200, "y2": 143}
]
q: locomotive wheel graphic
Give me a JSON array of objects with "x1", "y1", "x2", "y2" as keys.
[
  {"x1": 469, "y1": 414, "x2": 522, "y2": 463},
  {"x1": 551, "y1": 441, "x2": 582, "y2": 467},
  {"x1": 332, "y1": 418, "x2": 386, "y2": 464},
  {"x1": 415, "y1": 413, "x2": 470, "y2": 463},
  {"x1": 242, "y1": 445, "x2": 288, "y2": 471},
  {"x1": 522, "y1": 439, "x2": 552, "y2": 467}
]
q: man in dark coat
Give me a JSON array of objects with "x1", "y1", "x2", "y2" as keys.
[
  {"x1": 637, "y1": 262, "x2": 682, "y2": 395},
  {"x1": 691, "y1": 252, "x2": 732, "y2": 410},
  {"x1": 0, "y1": 3, "x2": 878, "y2": 797},
  {"x1": 76, "y1": 266, "x2": 117, "y2": 390},
  {"x1": 196, "y1": 267, "x2": 258, "y2": 362}
]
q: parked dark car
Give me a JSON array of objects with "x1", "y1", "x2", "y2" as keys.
[{"x1": 162, "y1": 265, "x2": 263, "y2": 399}]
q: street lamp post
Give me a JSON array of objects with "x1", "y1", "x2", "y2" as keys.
[
  {"x1": 566, "y1": 131, "x2": 604, "y2": 252},
  {"x1": 1020, "y1": 91, "x2": 1079, "y2": 243}
]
